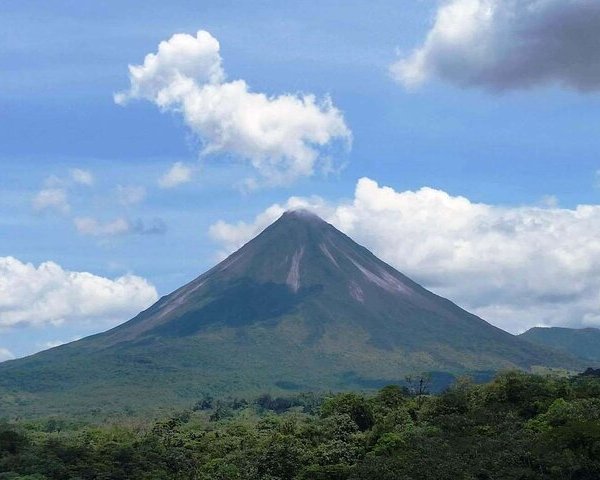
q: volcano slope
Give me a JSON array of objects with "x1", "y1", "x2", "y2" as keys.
[{"x1": 0, "y1": 210, "x2": 580, "y2": 417}]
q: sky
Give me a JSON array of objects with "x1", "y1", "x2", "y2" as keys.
[{"x1": 2, "y1": 0, "x2": 600, "y2": 360}]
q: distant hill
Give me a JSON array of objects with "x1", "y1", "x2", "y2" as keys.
[
  {"x1": 0, "y1": 210, "x2": 582, "y2": 418},
  {"x1": 519, "y1": 327, "x2": 600, "y2": 363}
]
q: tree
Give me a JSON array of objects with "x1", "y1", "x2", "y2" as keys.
[
  {"x1": 404, "y1": 374, "x2": 431, "y2": 408},
  {"x1": 321, "y1": 393, "x2": 374, "y2": 431}
]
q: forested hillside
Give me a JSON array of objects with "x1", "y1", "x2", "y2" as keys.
[{"x1": 2, "y1": 370, "x2": 600, "y2": 479}]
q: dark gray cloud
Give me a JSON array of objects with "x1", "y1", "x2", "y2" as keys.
[{"x1": 391, "y1": 0, "x2": 600, "y2": 92}]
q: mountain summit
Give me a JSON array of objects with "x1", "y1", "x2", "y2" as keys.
[{"x1": 0, "y1": 211, "x2": 581, "y2": 416}]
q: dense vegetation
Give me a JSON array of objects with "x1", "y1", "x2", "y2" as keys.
[{"x1": 2, "y1": 371, "x2": 600, "y2": 479}]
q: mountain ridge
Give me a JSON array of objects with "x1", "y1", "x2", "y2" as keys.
[{"x1": 520, "y1": 326, "x2": 600, "y2": 363}]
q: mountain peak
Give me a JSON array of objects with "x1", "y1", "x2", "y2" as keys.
[
  {"x1": 280, "y1": 208, "x2": 326, "y2": 223},
  {"x1": 265, "y1": 208, "x2": 331, "y2": 240}
]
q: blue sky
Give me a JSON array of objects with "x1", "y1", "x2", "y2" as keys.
[{"x1": 2, "y1": 0, "x2": 600, "y2": 359}]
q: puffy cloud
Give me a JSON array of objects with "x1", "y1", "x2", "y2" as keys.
[
  {"x1": 114, "y1": 30, "x2": 225, "y2": 103},
  {"x1": 32, "y1": 188, "x2": 70, "y2": 214},
  {"x1": 117, "y1": 184, "x2": 147, "y2": 205},
  {"x1": 0, "y1": 256, "x2": 158, "y2": 328},
  {"x1": 391, "y1": 0, "x2": 600, "y2": 92},
  {"x1": 74, "y1": 217, "x2": 166, "y2": 237},
  {"x1": 210, "y1": 177, "x2": 600, "y2": 333},
  {"x1": 116, "y1": 30, "x2": 351, "y2": 186},
  {"x1": 70, "y1": 168, "x2": 94, "y2": 186},
  {"x1": 0, "y1": 348, "x2": 15, "y2": 362},
  {"x1": 158, "y1": 162, "x2": 193, "y2": 189}
]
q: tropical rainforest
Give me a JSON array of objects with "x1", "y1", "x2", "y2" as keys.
[{"x1": 1, "y1": 370, "x2": 600, "y2": 480}]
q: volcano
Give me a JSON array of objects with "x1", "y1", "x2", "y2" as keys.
[{"x1": 0, "y1": 210, "x2": 579, "y2": 417}]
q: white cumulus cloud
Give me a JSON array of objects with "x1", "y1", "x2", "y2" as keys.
[
  {"x1": 158, "y1": 162, "x2": 193, "y2": 189},
  {"x1": 116, "y1": 30, "x2": 351, "y2": 186},
  {"x1": 391, "y1": 0, "x2": 600, "y2": 92},
  {"x1": 210, "y1": 177, "x2": 600, "y2": 333},
  {"x1": 0, "y1": 256, "x2": 158, "y2": 328}
]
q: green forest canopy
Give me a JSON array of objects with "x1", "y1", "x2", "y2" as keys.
[{"x1": 1, "y1": 370, "x2": 600, "y2": 480}]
